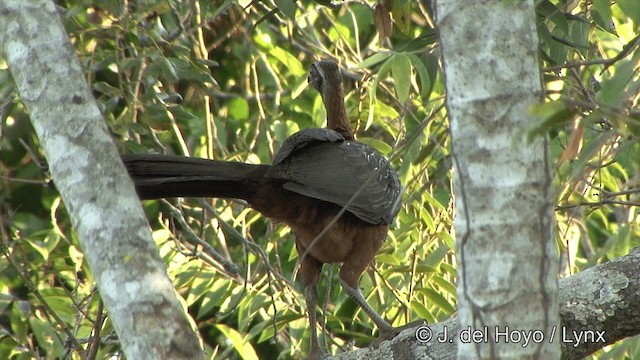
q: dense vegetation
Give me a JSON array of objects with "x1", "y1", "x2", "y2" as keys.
[{"x1": 1, "y1": 0, "x2": 638, "y2": 358}]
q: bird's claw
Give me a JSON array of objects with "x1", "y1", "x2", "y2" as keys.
[
  {"x1": 305, "y1": 348, "x2": 328, "y2": 360},
  {"x1": 371, "y1": 319, "x2": 427, "y2": 348}
]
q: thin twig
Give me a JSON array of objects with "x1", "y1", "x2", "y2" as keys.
[
  {"x1": 0, "y1": 211, "x2": 84, "y2": 356},
  {"x1": 160, "y1": 199, "x2": 240, "y2": 277}
]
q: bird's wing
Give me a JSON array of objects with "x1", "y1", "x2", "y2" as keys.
[
  {"x1": 267, "y1": 140, "x2": 401, "y2": 225},
  {"x1": 272, "y1": 128, "x2": 345, "y2": 165}
]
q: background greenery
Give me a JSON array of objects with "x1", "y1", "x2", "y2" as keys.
[{"x1": 0, "y1": 0, "x2": 638, "y2": 359}]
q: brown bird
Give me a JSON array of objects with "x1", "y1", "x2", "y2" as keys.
[{"x1": 122, "y1": 60, "x2": 416, "y2": 358}]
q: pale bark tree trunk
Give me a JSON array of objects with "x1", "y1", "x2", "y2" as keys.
[
  {"x1": 437, "y1": 0, "x2": 560, "y2": 359},
  {"x1": 0, "y1": 2, "x2": 204, "y2": 359}
]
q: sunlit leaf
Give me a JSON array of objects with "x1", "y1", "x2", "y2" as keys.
[
  {"x1": 217, "y1": 324, "x2": 255, "y2": 358},
  {"x1": 359, "y1": 52, "x2": 392, "y2": 69},
  {"x1": 421, "y1": 288, "x2": 456, "y2": 313},
  {"x1": 29, "y1": 317, "x2": 64, "y2": 357},
  {"x1": 391, "y1": 0, "x2": 411, "y2": 34},
  {"x1": 407, "y1": 53, "x2": 431, "y2": 99},
  {"x1": 228, "y1": 97, "x2": 250, "y2": 120},
  {"x1": 410, "y1": 299, "x2": 434, "y2": 322},
  {"x1": 618, "y1": 0, "x2": 640, "y2": 24},
  {"x1": 368, "y1": 57, "x2": 395, "y2": 128},
  {"x1": 269, "y1": 47, "x2": 305, "y2": 76},
  {"x1": 358, "y1": 136, "x2": 393, "y2": 154}
]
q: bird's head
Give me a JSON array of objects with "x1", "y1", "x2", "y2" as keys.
[{"x1": 308, "y1": 60, "x2": 343, "y2": 95}]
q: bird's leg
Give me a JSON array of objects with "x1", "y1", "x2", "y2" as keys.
[
  {"x1": 304, "y1": 284, "x2": 326, "y2": 359},
  {"x1": 339, "y1": 280, "x2": 423, "y2": 347},
  {"x1": 340, "y1": 253, "x2": 425, "y2": 348},
  {"x1": 298, "y1": 250, "x2": 327, "y2": 360},
  {"x1": 339, "y1": 279, "x2": 395, "y2": 333}
]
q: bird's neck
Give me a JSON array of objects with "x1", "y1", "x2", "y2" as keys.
[{"x1": 322, "y1": 86, "x2": 354, "y2": 140}]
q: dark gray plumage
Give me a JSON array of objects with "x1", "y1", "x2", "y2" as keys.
[{"x1": 266, "y1": 128, "x2": 401, "y2": 225}]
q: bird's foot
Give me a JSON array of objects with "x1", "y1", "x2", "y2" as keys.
[{"x1": 371, "y1": 320, "x2": 427, "y2": 348}]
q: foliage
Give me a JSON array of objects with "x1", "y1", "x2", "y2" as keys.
[{"x1": 0, "y1": 0, "x2": 638, "y2": 359}]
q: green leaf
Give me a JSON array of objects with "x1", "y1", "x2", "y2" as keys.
[
  {"x1": 312, "y1": 0, "x2": 335, "y2": 7},
  {"x1": 159, "y1": 57, "x2": 179, "y2": 83},
  {"x1": 591, "y1": 0, "x2": 615, "y2": 33},
  {"x1": 93, "y1": 81, "x2": 122, "y2": 96},
  {"x1": 370, "y1": 100, "x2": 399, "y2": 136},
  {"x1": 528, "y1": 101, "x2": 575, "y2": 140},
  {"x1": 0, "y1": 337, "x2": 22, "y2": 359},
  {"x1": 228, "y1": 97, "x2": 250, "y2": 120},
  {"x1": 537, "y1": 0, "x2": 569, "y2": 34},
  {"x1": 422, "y1": 288, "x2": 456, "y2": 313},
  {"x1": 424, "y1": 243, "x2": 450, "y2": 268},
  {"x1": 29, "y1": 317, "x2": 64, "y2": 356},
  {"x1": 570, "y1": 129, "x2": 614, "y2": 181},
  {"x1": 291, "y1": 77, "x2": 308, "y2": 99},
  {"x1": 618, "y1": 0, "x2": 640, "y2": 24},
  {"x1": 25, "y1": 239, "x2": 48, "y2": 261},
  {"x1": 119, "y1": 57, "x2": 141, "y2": 72},
  {"x1": 407, "y1": 53, "x2": 432, "y2": 99},
  {"x1": 368, "y1": 57, "x2": 395, "y2": 128},
  {"x1": 357, "y1": 137, "x2": 393, "y2": 155},
  {"x1": 391, "y1": 54, "x2": 412, "y2": 104},
  {"x1": 596, "y1": 58, "x2": 636, "y2": 108},
  {"x1": 376, "y1": 253, "x2": 402, "y2": 265},
  {"x1": 215, "y1": 324, "x2": 259, "y2": 360},
  {"x1": 391, "y1": 1, "x2": 412, "y2": 34},
  {"x1": 275, "y1": 0, "x2": 296, "y2": 20},
  {"x1": 410, "y1": 299, "x2": 434, "y2": 322},
  {"x1": 432, "y1": 275, "x2": 457, "y2": 298},
  {"x1": 167, "y1": 57, "x2": 216, "y2": 84},
  {"x1": 268, "y1": 47, "x2": 305, "y2": 76},
  {"x1": 569, "y1": 18, "x2": 590, "y2": 48},
  {"x1": 0, "y1": 294, "x2": 12, "y2": 316},
  {"x1": 358, "y1": 52, "x2": 392, "y2": 69},
  {"x1": 68, "y1": 245, "x2": 84, "y2": 273}
]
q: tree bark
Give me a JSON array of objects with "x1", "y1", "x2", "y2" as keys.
[
  {"x1": 0, "y1": 2, "x2": 204, "y2": 359},
  {"x1": 437, "y1": 0, "x2": 559, "y2": 358},
  {"x1": 332, "y1": 247, "x2": 640, "y2": 359}
]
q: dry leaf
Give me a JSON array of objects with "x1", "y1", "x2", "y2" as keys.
[
  {"x1": 558, "y1": 120, "x2": 584, "y2": 164},
  {"x1": 374, "y1": 2, "x2": 392, "y2": 40}
]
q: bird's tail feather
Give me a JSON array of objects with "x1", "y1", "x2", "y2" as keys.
[{"x1": 121, "y1": 154, "x2": 266, "y2": 200}]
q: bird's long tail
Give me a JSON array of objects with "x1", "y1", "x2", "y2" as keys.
[{"x1": 121, "y1": 154, "x2": 267, "y2": 200}]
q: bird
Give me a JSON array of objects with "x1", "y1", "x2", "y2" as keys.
[{"x1": 122, "y1": 60, "x2": 417, "y2": 359}]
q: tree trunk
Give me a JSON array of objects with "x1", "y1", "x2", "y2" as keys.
[
  {"x1": 0, "y1": 1, "x2": 204, "y2": 359},
  {"x1": 437, "y1": 0, "x2": 560, "y2": 358}
]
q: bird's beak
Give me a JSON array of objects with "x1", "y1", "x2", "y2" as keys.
[{"x1": 308, "y1": 62, "x2": 318, "y2": 84}]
